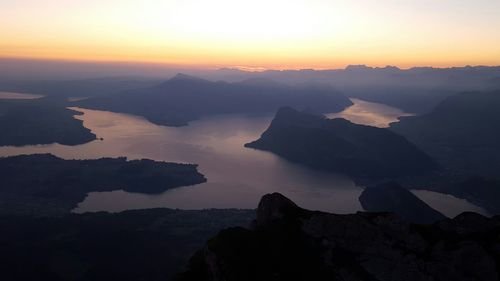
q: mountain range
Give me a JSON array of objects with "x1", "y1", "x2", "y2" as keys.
[{"x1": 78, "y1": 74, "x2": 352, "y2": 126}]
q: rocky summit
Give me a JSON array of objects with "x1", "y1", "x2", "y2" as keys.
[{"x1": 180, "y1": 193, "x2": 500, "y2": 281}]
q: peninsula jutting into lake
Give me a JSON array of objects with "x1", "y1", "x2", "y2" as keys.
[
  {"x1": 0, "y1": 97, "x2": 96, "y2": 146},
  {"x1": 0, "y1": 154, "x2": 206, "y2": 216}
]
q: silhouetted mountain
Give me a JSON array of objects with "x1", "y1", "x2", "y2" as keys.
[
  {"x1": 0, "y1": 208, "x2": 254, "y2": 281},
  {"x1": 5, "y1": 64, "x2": 499, "y2": 114},
  {"x1": 181, "y1": 193, "x2": 500, "y2": 281},
  {"x1": 359, "y1": 182, "x2": 446, "y2": 223},
  {"x1": 0, "y1": 97, "x2": 96, "y2": 146},
  {"x1": 0, "y1": 154, "x2": 206, "y2": 216},
  {"x1": 207, "y1": 66, "x2": 500, "y2": 113},
  {"x1": 390, "y1": 90, "x2": 500, "y2": 178},
  {"x1": 245, "y1": 107, "x2": 437, "y2": 180},
  {"x1": 78, "y1": 74, "x2": 352, "y2": 126}
]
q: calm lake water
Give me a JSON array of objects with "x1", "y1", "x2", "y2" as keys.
[
  {"x1": 326, "y1": 98, "x2": 413, "y2": 127},
  {"x1": 0, "y1": 96, "x2": 489, "y2": 217},
  {"x1": 411, "y1": 190, "x2": 490, "y2": 218}
]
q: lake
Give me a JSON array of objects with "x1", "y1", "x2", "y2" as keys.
[
  {"x1": 326, "y1": 98, "x2": 413, "y2": 127},
  {"x1": 0, "y1": 97, "x2": 489, "y2": 217}
]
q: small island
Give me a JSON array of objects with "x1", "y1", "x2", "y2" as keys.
[
  {"x1": 245, "y1": 107, "x2": 438, "y2": 180},
  {"x1": 0, "y1": 154, "x2": 207, "y2": 216},
  {"x1": 0, "y1": 98, "x2": 96, "y2": 146}
]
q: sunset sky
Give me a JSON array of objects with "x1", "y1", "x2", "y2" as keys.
[{"x1": 1, "y1": 0, "x2": 500, "y2": 69}]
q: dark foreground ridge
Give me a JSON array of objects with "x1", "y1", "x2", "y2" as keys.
[
  {"x1": 181, "y1": 193, "x2": 500, "y2": 281},
  {"x1": 0, "y1": 154, "x2": 206, "y2": 216},
  {"x1": 0, "y1": 208, "x2": 255, "y2": 281},
  {"x1": 245, "y1": 107, "x2": 437, "y2": 180},
  {"x1": 359, "y1": 182, "x2": 446, "y2": 224}
]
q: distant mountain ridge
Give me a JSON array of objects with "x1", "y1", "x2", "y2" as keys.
[
  {"x1": 78, "y1": 74, "x2": 352, "y2": 126},
  {"x1": 3, "y1": 64, "x2": 500, "y2": 114},
  {"x1": 208, "y1": 65, "x2": 500, "y2": 113}
]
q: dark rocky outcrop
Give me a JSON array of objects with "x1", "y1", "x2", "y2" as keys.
[
  {"x1": 359, "y1": 182, "x2": 446, "y2": 224},
  {"x1": 245, "y1": 107, "x2": 438, "y2": 180},
  {"x1": 181, "y1": 193, "x2": 500, "y2": 281},
  {"x1": 0, "y1": 154, "x2": 206, "y2": 216},
  {"x1": 78, "y1": 74, "x2": 352, "y2": 126}
]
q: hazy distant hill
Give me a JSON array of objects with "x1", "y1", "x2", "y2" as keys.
[
  {"x1": 78, "y1": 74, "x2": 352, "y2": 126},
  {"x1": 208, "y1": 65, "x2": 500, "y2": 113},
  {"x1": 4, "y1": 64, "x2": 500, "y2": 114},
  {"x1": 390, "y1": 90, "x2": 500, "y2": 178},
  {"x1": 245, "y1": 107, "x2": 437, "y2": 180}
]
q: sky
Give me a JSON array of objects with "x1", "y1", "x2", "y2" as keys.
[{"x1": 1, "y1": 0, "x2": 500, "y2": 69}]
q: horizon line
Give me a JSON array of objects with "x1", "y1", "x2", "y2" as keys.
[{"x1": 1, "y1": 56, "x2": 500, "y2": 73}]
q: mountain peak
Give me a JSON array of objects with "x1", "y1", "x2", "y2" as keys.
[
  {"x1": 345, "y1": 64, "x2": 371, "y2": 71},
  {"x1": 169, "y1": 73, "x2": 208, "y2": 83},
  {"x1": 256, "y1": 192, "x2": 305, "y2": 227}
]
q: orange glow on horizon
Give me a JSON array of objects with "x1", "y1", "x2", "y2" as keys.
[{"x1": 2, "y1": 0, "x2": 500, "y2": 70}]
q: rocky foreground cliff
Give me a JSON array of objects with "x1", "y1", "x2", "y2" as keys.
[{"x1": 180, "y1": 193, "x2": 500, "y2": 281}]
